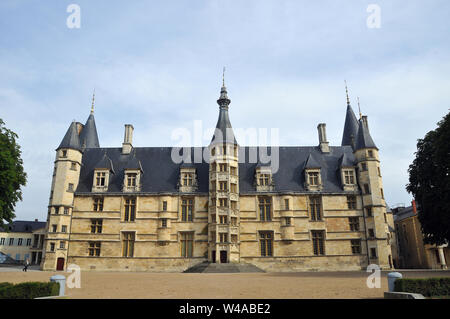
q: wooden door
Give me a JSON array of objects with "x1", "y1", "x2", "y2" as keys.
[
  {"x1": 56, "y1": 257, "x2": 65, "y2": 271},
  {"x1": 220, "y1": 251, "x2": 227, "y2": 263}
]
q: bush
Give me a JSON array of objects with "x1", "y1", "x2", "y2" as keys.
[
  {"x1": 395, "y1": 278, "x2": 450, "y2": 297},
  {"x1": 0, "y1": 281, "x2": 59, "y2": 299}
]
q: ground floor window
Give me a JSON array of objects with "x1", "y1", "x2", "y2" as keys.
[
  {"x1": 260, "y1": 231, "x2": 273, "y2": 257},
  {"x1": 181, "y1": 232, "x2": 194, "y2": 257},
  {"x1": 88, "y1": 242, "x2": 101, "y2": 256},
  {"x1": 312, "y1": 231, "x2": 325, "y2": 255},
  {"x1": 122, "y1": 232, "x2": 135, "y2": 257}
]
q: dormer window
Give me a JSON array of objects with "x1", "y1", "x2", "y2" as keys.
[
  {"x1": 127, "y1": 173, "x2": 137, "y2": 187},
  {"x1": 303, "y1": 153, "x2": 322, "y2": 191},
  {"x1": 179, "y1": 167, "x2": 197, "y2": 192},
  {"x1": 255, "y1": 166, "x2": 274, "y2": 191},
  {"x1": 340, "y1": 167, "x2": 357, "y2": 191},
  {"x1": 92, "y1": 169, "x2": 110, "y2": 193},
  {"x1": 308, "y1": 172, "x2": 319, "y2": 185},
  {"x1": 259, "y1": 174, "x2": 270, "y2": 186},
  {"x1": 304, "y1": 168, "x2": 322, "y2": 191},
  {"x1": 123, "y1": 170, "x2": 141, "y2": 192},
  {"x1": 182, "y1": 173, "x2": 194, "y2": 186},
  {"x1": 343, "y1": 169, "x2": 355, "y2": 184},
  {"x1": 96, "y1": 172, "x2": 106, "y2": 186}
]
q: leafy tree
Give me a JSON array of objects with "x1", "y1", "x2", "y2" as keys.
[
  {"x1": 407, "y1": 111, "x2": 450, "y2": 245},
  {"x1": 0, "y1": 119, "x2": 27, "y2": 228}
]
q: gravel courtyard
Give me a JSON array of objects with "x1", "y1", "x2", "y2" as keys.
[{"x1": 1, "y1": 267, "x2": 449, "y2": 299}]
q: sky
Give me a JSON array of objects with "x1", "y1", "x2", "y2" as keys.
[{"x1": 1, "y1": 1, "x2": 449, "y2": 221}]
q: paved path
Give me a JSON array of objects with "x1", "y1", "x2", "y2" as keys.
[{"x1": 0, "y1": 268, "x2": 449, "y2": 298}]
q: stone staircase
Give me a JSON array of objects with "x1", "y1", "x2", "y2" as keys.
[{"x1": 184, "y1": 261, "x2": 265, "y2": 273}]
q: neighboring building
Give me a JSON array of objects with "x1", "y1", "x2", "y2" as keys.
[
  {"x1": 393, "y1": 201, "x2": 448, "y2": 269},
  {"x1": 0, "y1": 220, "x2": 46, "y2": 264},
  {"x1": 42, "y1": 82, "x2": 393, "y2": 272}
]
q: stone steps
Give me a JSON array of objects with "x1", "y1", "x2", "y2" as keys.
[{"x1": 184, "y1": 262, "x2": 265, "y2": 273}]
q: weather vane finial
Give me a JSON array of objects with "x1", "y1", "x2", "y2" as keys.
[
  {"x1": 357, "y1": 96, "x2": 362, "y2": 120},
  {"x1": 91, "y1": 89, "x2": 95, "y2": 114},
  {"x1": 222, "y1": 67, "x2": 226, "y2": 87},
  {"x1": 344, "y1": 80, "x2": 350, "y2": 107}
]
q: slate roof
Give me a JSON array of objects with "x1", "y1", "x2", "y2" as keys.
[
  {"x1": 304, "y1": 153, "x2": 321, "y2": 169},
  {"x1": 341, "y1": 104, "x2": 359, "y2": 146},
  {"x1": 57, "y1": 121, "x2": 81, "y2": 151},
  {"x1": 79, "y1": 113, "x2": 100, "y2": 149},
  {"x1": 76, "y1": 146, "x2": 359, "y2": 195},
  {"x1": 338, "y1": 152, "x2": 354, "y2": 167},
  {"x1": 355, "y1": 119, "x2": 378, "y2": 150},
  {"x1": 393, "y1": 206, "x2": 416, "y2": 222},
  {"x1": 94, "y1": 153, "x2": 115, "y2": 173},
  {"x1": 0, "y1": 220, "x2": 46, "y2": 233}
]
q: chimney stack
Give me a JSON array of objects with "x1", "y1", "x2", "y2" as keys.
[
  {"x1": 122, "y1": 124, "x2": 134, "y2": 154},
  {"x1": 317, "y1": 123, "x2": 330, "y2": 153},
  {"x1": 362, "y1": 115, "x2": 369, "y2": 130}
]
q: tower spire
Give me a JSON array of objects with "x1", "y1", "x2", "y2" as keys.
[
  {"x1": 357, "y1": 96, "x2": 362, "y2": 120},
  {"x1": 344, "y1": 80, "x2": 350, "y2": 107},
  {"x1": 222, "y1": 66, "x2": 225, "y2": 87},
  {"x1": 91, "y1": 89, "x2": 95, "y2": 114}
]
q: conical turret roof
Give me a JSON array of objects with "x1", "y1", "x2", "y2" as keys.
[
  {"x1": 57, "y1": 121, "x2": 81, "y2": 151},
  {"x1": 211, "y1": 84, "x2": 238, "y2": 145},
  {"x1": 355, "y1": 119, "x2": 377, "y2": 150},
  {"x1": 341, "y1": 104, "x2": 359, "y2": 147},
  {"x1": 80, "y1": 113, "x2": 100, "y2": 149}
]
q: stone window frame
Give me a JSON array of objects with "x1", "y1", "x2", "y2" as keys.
[
  {"x1": 122, "y1": 231, "x2": 135, "y2": 258},
  {"x1": 88, "y1": 242, "x2": 101, "y2": 257},
  {"x1": 93, "y1": 197, "x2": 104, "y2": 212},
  {"x1": 351, "y1": 239, "x2": 361, "y2": 254},
  {"x1": 304, "y1": 168, "x2": 323, "y2": 191},
  {"x1": 90, "y1": 219, "x2": 103, "y2": 234},
  {"x1": 255, "y1": 166, "x2": 274, "y2": 192},
  {"x1": 181, "y1": 197, "x2": 194, "y2": 222},
  {"x1": 92, "y1": 169, "x2": 110, "y2": 192},
  {"x1": 179, "y1": 168, "x2": 198, "y2": 192},
  {"x1": 123, "y1": 169, "x2": 142, "y2": 192},
  {"x1": 259, "y1": 231, "x2": 274, "y2": 257},
  {"x1": 346, "y1": 195, "x2": 357, "y2": 210},
  {"x1": 308, "y1": 196, "x2": 323, "y2": 221},
  {"x1": 258, "y1": 196, "x2": 272, "y2": 221},
  {"x1": 180, "y1": 231, "x2": 194, "y2": 258},
  {"x1": 311, "y1": 230, "x2": 325, "y2": 256},
  {"x1": 123, "y1": 197, "x2": 137, "y2": 222},
  {"x1": 348, "y1": 217, "x2": 359, "y2": 231}
]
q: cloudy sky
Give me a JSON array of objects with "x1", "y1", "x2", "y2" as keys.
[{"x1": 1, "y1": 1, "x2": 449, "y2": 221}]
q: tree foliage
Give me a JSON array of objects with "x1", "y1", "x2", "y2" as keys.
[
  {"x1": 0, "y1": 119, "x2": 27, "y2": 228},
  {"x1": 407, "y1": 111, "x2": 450, "y2": 245}
]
